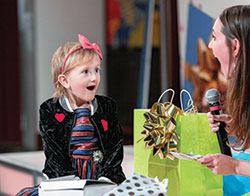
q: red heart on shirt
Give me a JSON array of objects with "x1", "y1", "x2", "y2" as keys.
[
  {"x1": 101, "y1": 119, "x2": 108, "y2": 131},
  {"x1": 55, "y1": 113, "x2": 65, "y2": 122}
]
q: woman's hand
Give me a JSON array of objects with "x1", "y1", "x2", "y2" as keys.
[
  {"x1": 197, "y1": 154, "x2": 237, "y2": 175},
  {"x1": 198, "y1": 154, "x2": 250, "y2": 177},
  {"x1": 207, "y1": 112, "x2": 231, "y2": 133}
]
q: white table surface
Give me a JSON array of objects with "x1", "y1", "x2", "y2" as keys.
[{"x1": 0, "y1": 145, "x2": 134, "y2": 178}]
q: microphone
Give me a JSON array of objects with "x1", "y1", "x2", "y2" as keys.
[{"x1": 205, "y1": 89, "x2": 232, "y2": 156}]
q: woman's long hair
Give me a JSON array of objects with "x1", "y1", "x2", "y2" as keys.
[{"x1": 220, "y1": 5, "x2": 250, "y2": 151}]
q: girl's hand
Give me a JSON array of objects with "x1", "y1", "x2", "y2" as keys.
[
  {"x1": 207, "y1": 112, "x2": 231, "y2": 133},
  {"x1": 197, "y1": 154, "x2": 237, "y2": 175}
]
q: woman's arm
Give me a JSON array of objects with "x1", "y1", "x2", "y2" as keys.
[
  {"x1": 198, "y1": 154, "x2": 250, "y2": 177},
  {"x1": 235, "y1": 158, "x2": 250, "y2": 177}
]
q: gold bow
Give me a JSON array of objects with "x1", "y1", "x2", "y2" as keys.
[{"x1": 139, "y1": 102, "x2": 183, "y2": 160}]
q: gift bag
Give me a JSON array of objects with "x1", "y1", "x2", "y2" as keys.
[
  {"x1": 134, "y1": 89, "x2": 223, "y2": 196},
  {"x1": 103, "y1": 173, "x2": 168, "y2": 196},
  {"x1": 175, "y1": 113, "x2": 223, "y2": 195}
]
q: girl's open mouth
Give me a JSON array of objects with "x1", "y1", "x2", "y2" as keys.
[{"x1": 87, "y1": 85, "x2": 95, "y2": 90}]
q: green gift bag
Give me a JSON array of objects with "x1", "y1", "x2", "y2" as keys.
[
  {"x1": 134, "y1": 109, "x2": 181, "y2": 196},
  {"x1": 134, "y1": 90, "x2": 223, "y2": 195}
]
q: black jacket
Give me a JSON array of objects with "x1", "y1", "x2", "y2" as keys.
[{"x1": 39, "y1": 95, "x2": 126, "y2": 184}]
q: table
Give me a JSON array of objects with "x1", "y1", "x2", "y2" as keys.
[{"x1": 0, "y1": 145, "x2": 134, "y2": 196}]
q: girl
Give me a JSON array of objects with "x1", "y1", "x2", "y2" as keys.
[{"x1": 17, "y1": 34, "x2": 125, "y2": 195}]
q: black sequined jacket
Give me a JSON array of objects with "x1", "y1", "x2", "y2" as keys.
[{"x1": 39, "y1": 95, "x2": 126, "y2": 184}]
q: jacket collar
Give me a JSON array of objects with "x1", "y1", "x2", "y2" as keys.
[{"x1": 59, "y1": 96, "x2": 98, "y2": 115}]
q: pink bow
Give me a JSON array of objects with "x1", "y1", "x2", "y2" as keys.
[
  {"x1": 78, "y1": 34, "x2": 103, "y2": 60},
  {"x1": 61, "y1": 34, "x2": 103, "y2": 74}
]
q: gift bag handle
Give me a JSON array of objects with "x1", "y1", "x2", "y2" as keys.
[
  {"x1": 180, "y1": 89, "x2": 193, "y2": 111},
  {"x1": 157, "y1": 88, "x2": 175, "y2": 103}
]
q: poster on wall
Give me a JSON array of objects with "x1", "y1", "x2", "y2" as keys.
[
  {"x1": 183, "y1": 3, "x2": 227, "y2": 112},
  {"x1": 106, "y1": 0, "x2": 160, "y2": 48}
]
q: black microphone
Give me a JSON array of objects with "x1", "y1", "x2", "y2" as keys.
[{"x1": 205, "y1": 89, "x2": 232, "y2": 156}]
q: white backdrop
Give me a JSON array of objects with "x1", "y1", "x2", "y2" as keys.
[{"x1": 35, "y1": 0, "x2": 106, "y2": 107}]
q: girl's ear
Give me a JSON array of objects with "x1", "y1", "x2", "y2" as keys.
[
  {"x1": 232, "y1": 38, "x2": 240, "y2": 58},
  {"x1": 58, "y1": 74, "x2": 69, "y2": 88}
]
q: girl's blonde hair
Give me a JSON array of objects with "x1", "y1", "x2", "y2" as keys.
[{"x1": 51, "y1": 42, "x2": 98, "y2": 97}]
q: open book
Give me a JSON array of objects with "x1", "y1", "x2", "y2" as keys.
[{"x1": 39, "y1": 175, "x2": 116, "y2": 196}]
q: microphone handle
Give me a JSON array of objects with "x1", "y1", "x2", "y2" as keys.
[{"x1": 211, "y1": 110, "x2": 232, "y2": 156}]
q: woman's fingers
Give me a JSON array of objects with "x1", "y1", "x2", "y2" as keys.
[
  {"x1": 211, "y1": 127, "x2": 219, "y2": 133},
  {"x1": 207, "y1": 112, "x2": 231, "y2": 133},
  {"x1": 207, "y1": 112, "x2": 231, "y2": 122},
  {"x1": 209, "y1": 122, "x2": 220, "y2": 128},
  {"x1": 213, "y1": 114, "x2": 231, "y2": 123}
]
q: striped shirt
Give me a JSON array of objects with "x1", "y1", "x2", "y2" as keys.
[{"x1": 70, "y1": 108, "x2": 99, "y2": 179}]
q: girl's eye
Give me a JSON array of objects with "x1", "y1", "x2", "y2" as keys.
[
  {"x1": 95, "y1": 68, "x2": 100, "y2": 73},
  {"x1": 82, "y1": 70, "x2": 88, "y2": 74},
  {"x1": 212, "y1": 34, "x2": 216, "y2": 40}
]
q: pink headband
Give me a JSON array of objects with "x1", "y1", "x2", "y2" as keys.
[{"x1": 61, "y1": 34, "x2": 103, "y2": 74}]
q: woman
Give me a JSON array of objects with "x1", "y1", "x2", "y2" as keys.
[{"x1": 197, "y1": 5, "x2": 250, "y2": 177}]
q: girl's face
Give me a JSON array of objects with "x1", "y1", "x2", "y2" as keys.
[
  {"x1": 65, "y1": 54, "x2": 101, "y2": 108},
  {"x1": 208, "y1": 18, "x2": 235, "y2": 79}
]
